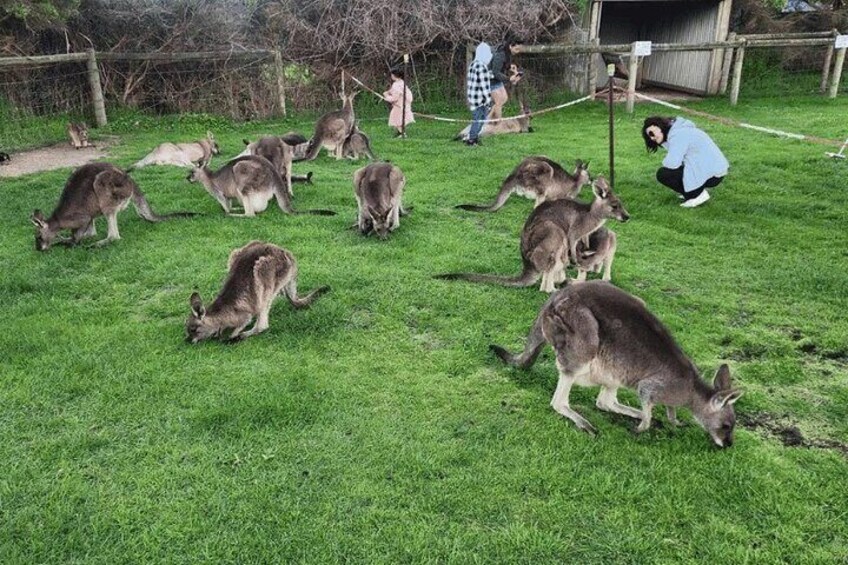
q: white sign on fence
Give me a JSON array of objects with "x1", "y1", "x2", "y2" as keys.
[
  {"x1": 836, "y1": 35, "x2": 848, "y2": 49},
  {"x1": 634, "y1": 41, "x2": 652, "y2": 57}
]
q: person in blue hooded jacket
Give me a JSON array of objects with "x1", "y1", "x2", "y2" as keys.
[{"x1": 642, "y1": 116, "x2": 729, "y2": 208}]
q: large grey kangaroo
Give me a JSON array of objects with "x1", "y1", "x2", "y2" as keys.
[
  {"x1": 186, "y1": 156, "x2": 335, "y2": 217},
  {"x1": 352, "y1": 162, "x2": 409, "y2": 239},
  {"x1": 436, "y1": 176, "x2": 628, "y2": 292},
  {"x1": 185, "y1": 241, "x2": 330, "y2": 343},
  {"x1": 490, "y1": 281, "x2": 743, "y2": 447},
  {"x1": 456, "y1": 158, "x2": 590, "y2": 212},
  {"x1": 342, "y1": 122, "x2": 375, "y2": 160},
  {"x1": 30, "y1": 162, "x2": 194, "y2": 251},
  {"x1": 303, "y1": 91, "x2": 358, "y2": 160}
]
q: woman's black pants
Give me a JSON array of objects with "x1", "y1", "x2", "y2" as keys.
[{"x1": 656, "y1": 167, "x2": 723, "y2": 200}]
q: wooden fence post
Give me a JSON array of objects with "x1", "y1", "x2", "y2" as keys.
[
  {"x1": 729, "y1": 39, "x2": 746, "y2": 106},
  {"x1": 626, "y1": 42, "x2": 638, "y2": 113},
  {"x1": 273, "y1": 50, "x2": 287, "y2": 118},
  {"x1": 719, "y1": 32, "x2": 736, "y2": 95},
  {"x1": 587, "y1": 38, "x2": 600, "y2": 96},
  {"x1": 820, "y1": 30, "x2": 837, "y2": 93},
  {"x1": 86, "y1": 48, "x2": 107, "y2": 127},
  {"x1": 828, "y1": 46, "x2": 846, "y2": 99}
]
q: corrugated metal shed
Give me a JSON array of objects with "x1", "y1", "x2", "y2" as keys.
[{"x1": 588, "y1": 0, "x2": 733, "y2": 94}]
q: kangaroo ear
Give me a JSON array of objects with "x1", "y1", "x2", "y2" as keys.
[
  {"x1": 31, "y1": 209, "x2": 47, "y2": 228},
  {"x1": 243, "y1": 138, "x2": 251, "y2": 146},
  {"x1": 583, "y1": 160, "x2": 590, "y2": 170},
  {"x1": 711, "y1": 388, "x2": 743, "y2": 411},
  {"x1": 207, "y1": 131, "x2": 215, "y2": 140},
  {"x1": 713, "y1": 363, "x2": 732, "y2": 390},
  {"x1": 592, "y1": 178, "x2": 609, "y2": 199},
  {"x1": 581, "y1": 250, "x2": 597, "y2": 258},
  {"x1": 190, "y1": 292, "x2": 206, "y2": 318}
]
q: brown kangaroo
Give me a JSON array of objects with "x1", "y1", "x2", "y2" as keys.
[
  {"x1": 574, "y1": 227, "x2": 617, "y2": 282},
  {"x1": 490, "y1": 281, "x2": 743, "y2": 447},
  {"x1": 352, "y1": 162, "x2": 409, "y2": 239},
  {"x1": 186, "y1": 241, "x2": 330, "y2": 343},
  {"x1": 456, "y1": 158, "x2": 590, "y2": 212},
  {"x1": 30, "y1": 162, "x2": 194, "y2": 251},
  {"x1": 303, "y1": 91, "x2": 358, "y2": 160}
]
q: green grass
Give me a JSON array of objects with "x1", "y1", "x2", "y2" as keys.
[{"x1": 2, "y1": 92, "x2": 848, "y2": 563}]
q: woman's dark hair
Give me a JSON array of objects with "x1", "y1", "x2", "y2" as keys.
[
  {"x1": 390, "y1": 67, "x2": 405, "y2": 80},
  {"x1": 642, "y1": 116, "x2": 674, "y2": 152}
]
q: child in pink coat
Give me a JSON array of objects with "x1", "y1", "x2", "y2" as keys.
[{"x1": 382, "y1": 68, "x2": 414, "y2": 137}]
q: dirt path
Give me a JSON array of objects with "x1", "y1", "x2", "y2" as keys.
[{"x1": 0, "y1": 139, "x2": 118, "y2": 178}]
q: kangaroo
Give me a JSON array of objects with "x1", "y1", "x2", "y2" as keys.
[
  {"x1": 0, "y1": 151, "x2": 10, "y2": 165},
  {"x1": 238, "y1": 137, "x2": 313, "y2": 189},
  {"x1": 574, "y1": 227, "x2": 617, "y2": 282},
  {"x1": 30, "y1": 162, "x2": 194, "y2": 251},
  {"x1": 185, "y1": 241, "x2": 330, "y2": 343},
  {"x1": 456, "y1": 158, "x2": 590, "y2": 212},
  {"x1": 342, "y1": 122, "x2": 375, "y2": 160},
  {"x1": 454, "y1": 101, "x2": 533, "y2": 141},
  {"x1": 303, "y1": 91, "x2": 358, "y2": 160},
  {"x1": 186, "y1": 156, "x2": 335, "y2": 217},
  {"x1": 436, "y1": 176, "x2": 628, "y2": 292},
  {"x1": 133, "y1": 131, "x2": 219, "y2": 169},
  {"x1": 278, "y1": 131, "x2": 310, "y2": 161},
  {"x1": 490, "y1": 281, "x2": 743, "y2": 446},
  {"x1": 353, "y1": 162, "x2": 409, "y2": 239},
  {"x1": 67, "y1": 122, "x2": 90, "y2": 149}
]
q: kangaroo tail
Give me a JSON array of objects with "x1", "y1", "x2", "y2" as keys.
[
  {"x1": 455, "y1": 175, "x2": 518, "y2": 212},
  {"x1": 287, "y1": 284, "x2": 330, "y2": 309},
  {"x1": 489, "y1": 311, "x2": 547, "y2": 369},
  {"x1": 433, "y1": 264, "x2": 538, "y2": 288},
  {"x1": 295, "y1": 209, "x2": 337, "y2": 216},
  {"x1": 131, "y1": 186, "x2": 196, "y2": 222}
]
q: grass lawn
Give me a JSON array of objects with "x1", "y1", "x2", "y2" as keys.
[{"x1": 2, "y1": 91, "x2": 847, "y2": 563}]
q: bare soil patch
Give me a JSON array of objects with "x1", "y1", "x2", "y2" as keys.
[
  {"x1": 0, "y1": 138, "x2": 119, "y2": 178},
  {"x1": 740, "y1": 411, "x2": 848, "y2": 457}
]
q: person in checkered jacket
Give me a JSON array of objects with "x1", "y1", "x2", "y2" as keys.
[{"x1": 465, "y1": 42, "x2": 494, "y2": 146}]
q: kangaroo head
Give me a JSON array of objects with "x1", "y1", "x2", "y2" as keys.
[
  {"x1": 185, "y1": 292, "x2": 219, "y2": 343},
  {"x1": 694, "y1": 364, "x2": 743, "y2": 448},
  {"x1": 592, "y1": 176, "x2": 629, "y2": 223},
  {"x1": 77, "y1": 123, "x2": 89, "y2": 142},
  {"x1": 186, "y1": 160, "x2": 207, "y2": 183},
  {"x1": 367, "y1": 206, "x2": 392, "y2": 240},
  {"x1": 573, "y1": 160, "x2": 591, "y2": 187},
  {"x1": 30, "y1": 209, "x2": 55, "y2": 251},
  {"x1": 206, "y1": 131, "x2": 220, "y2": 155}
]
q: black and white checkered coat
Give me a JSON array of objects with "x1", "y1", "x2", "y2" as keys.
[{"x1": 466, "y1": 60, "x2": 493, "y2": 110}]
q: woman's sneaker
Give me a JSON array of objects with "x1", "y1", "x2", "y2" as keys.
[{"x1": 680, "y1": 191, "x2": 710, "y2": 208}]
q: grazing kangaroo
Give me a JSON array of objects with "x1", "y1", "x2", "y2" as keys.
[
  {"x1": 454, "y1": 101, "x2": 533, "y2": 141},
  {"x1": 353, "y1": 162, "x2": 409, "y2": 239},
  {"x1": 30, "y1": 162, "x2": 194, "y2": 251},
  {"x1": 0, "y1": 151, "x2": 10, "y2": 165},
  {"x1": 185, "y1": 241, "x2": 330, "y2": 343},
  {"x1": 574, "y1": 227, "x2": 617, "y2": 282},
  {"x1": 133, "y1": 131, "x2": 219, "y2": 169},
  {"x1": 238, "y1": 137, "x2": 313, "y2": 189},
  {"x1": 436, "y1": 176, "x2": 628, "y2": 292},
  {"x1": 303, "y1": 91, "x2": 358, "y2": 160},
  {"x1": 67, "y1": 122, "x2": 90, "y2": 149},
  {"x1": 456, "y1": 158, "x2": 590, "y2": 212},
  {"x1": 186, "y1": 156, "x2": 335, "y2": 217},
  {"x1": 342, "y1": 122, "x2": 375, "y2": 160},
  {"x1": 490, "y1": 281, "x2": 743, "y2": 446}
]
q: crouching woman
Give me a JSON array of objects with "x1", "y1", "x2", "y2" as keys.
[{"x1": 642, "y1": 116, "x2": 729, "y2": 208}]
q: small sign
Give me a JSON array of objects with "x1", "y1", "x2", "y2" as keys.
[
  {"x1": 634, "y1": 41, "x2": 652, "y2": 56},
  {"x1": 836, "y1": 35, "x2": 848, "y2": 49}
]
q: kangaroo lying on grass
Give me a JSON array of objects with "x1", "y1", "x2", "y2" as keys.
[
  {"x1": 133, "y1": 131, "x2": 219, "y2": 169},
  {"x1": 454, "y1": 102, "x2": 533, "y2": 141},
  {"x1": 353, "y1": 162, "x2": 410, "y2": 239},
  {"x1": 67, "y1": 122, "x2": 91, "y2": 149},
  {"x1": 574, "y1": 227, "x2": 617, "y2": 282},
  {"x1": 30, "y1": 162, "x2": 194, "y2": 251},
  {"x1": 437, "y1": 176, "x2": 628, "y2": 292},
  {"x1": 342, "y1": 122, "x2": 375, "y2": 160},
  {"x1": 186, "y1": 156, "x2": 335, "y2": 217},
  {"x1": 238, "y1": 136, "x2": 314, "y2": 188},
  {"x1": 186, "y1": 241, "x2": 330, "y2": 343},
  {"x1": 303, "y1": 91, "x2": 358, "y2": 160},
  {"x1": 456, "y1": 158, "x2": 590, "y2": 212},
  {"x1": 490, "y1": 280, "x2": 743, "y2": 446}
]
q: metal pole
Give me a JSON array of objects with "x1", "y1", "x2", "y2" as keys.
[{"x1": 607, "y1": 63, "x2": 615, "y2": 191}]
